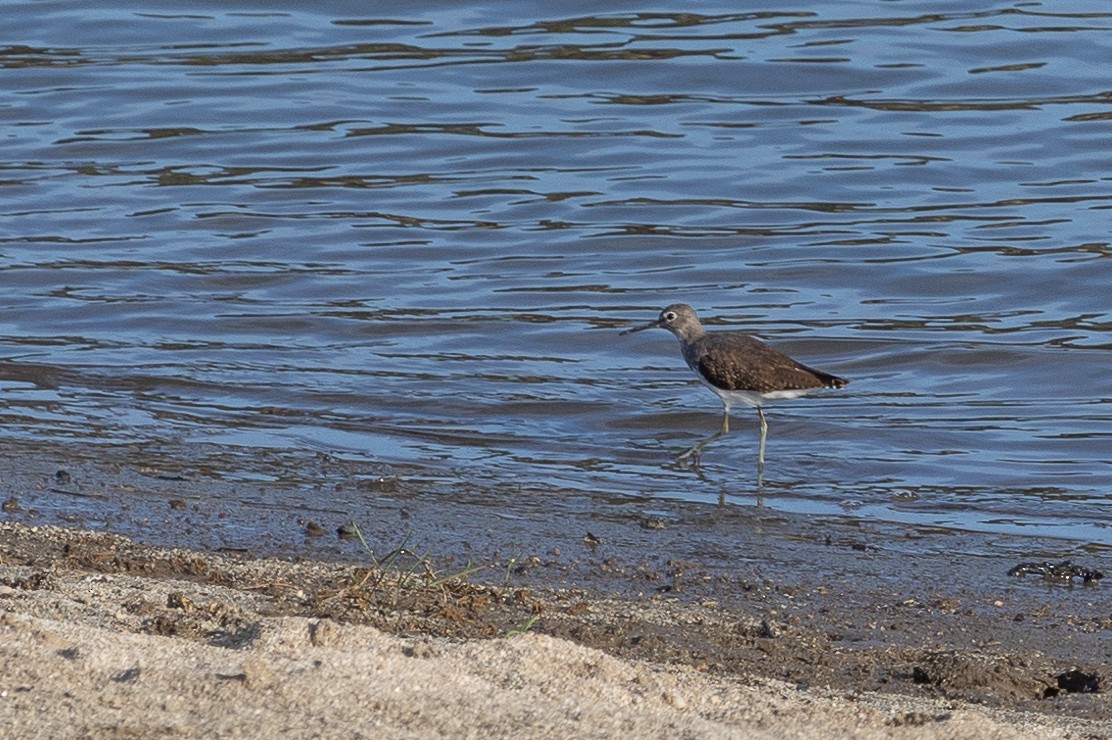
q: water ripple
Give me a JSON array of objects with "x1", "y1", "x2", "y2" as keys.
[{"x1": 1, "y1": 1, "x2": 1110, "y2": 549}]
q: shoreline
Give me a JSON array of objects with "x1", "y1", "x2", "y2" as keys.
[{"x1": 0, "y1": 519, "x2": 1107, "y2": 738}]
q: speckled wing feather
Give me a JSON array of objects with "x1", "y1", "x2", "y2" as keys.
[{"x1": 686, "y1": 334, "x2": 848, "y2": 394}]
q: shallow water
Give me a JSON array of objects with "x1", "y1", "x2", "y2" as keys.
[{"x1": 2, "y1": 1, "x2": 1110, "y2": 551}]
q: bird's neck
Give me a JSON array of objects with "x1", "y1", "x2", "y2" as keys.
[{"x1": 671, "y1": 326, "x2": 705, "y2": 344}]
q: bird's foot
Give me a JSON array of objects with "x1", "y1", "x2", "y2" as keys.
[
  {"x1": 675, "y1": 431, "x2": 725, "y2": 469},
  {"x1": 675, "y1": 446, "x2": 703, "y2": 468}
]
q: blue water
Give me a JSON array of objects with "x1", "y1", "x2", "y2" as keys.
[{"x1": 1, "y1": 1, "x2": 1110, "y2": 550}]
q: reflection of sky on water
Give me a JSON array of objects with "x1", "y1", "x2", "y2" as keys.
[{"x1": 1, "y1": 2, "x2": 1110, "y2": 547}]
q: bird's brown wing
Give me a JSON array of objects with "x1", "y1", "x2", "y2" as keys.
[{"x1": 692, "y1": 335, "x2": 847, "y2": 393}]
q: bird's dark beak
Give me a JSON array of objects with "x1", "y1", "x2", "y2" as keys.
[{"x1": 619, "y1": 318, "x2": 662, "y2": 336}]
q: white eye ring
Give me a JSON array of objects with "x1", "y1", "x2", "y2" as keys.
[{"x1": 664, "y1": 311, "x2": 677, "y2": 321}]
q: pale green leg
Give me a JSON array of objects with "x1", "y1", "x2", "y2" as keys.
[
  {"x1": 756, "y1": 407, "x2": 767, "y2": 485},
  {"x1": 676, "y1": 407, "x2": 730, "y2": 466}
]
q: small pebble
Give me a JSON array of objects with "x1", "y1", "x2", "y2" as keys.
[{"x1": 663, "y1": 690, "x2": 686, "y2": 710}]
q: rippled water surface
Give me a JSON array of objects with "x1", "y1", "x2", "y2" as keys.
[{"x1": 2, "y1": 1, "x2": 1111, "y2": 550}]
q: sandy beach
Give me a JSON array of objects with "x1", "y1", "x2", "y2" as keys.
[{"x1": 0, "y1": 516, "x2": 1107, "y2": 739}]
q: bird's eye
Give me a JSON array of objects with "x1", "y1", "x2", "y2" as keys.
[{"x1": 664, "y1": 311, "x2": 677, "y2": 321}]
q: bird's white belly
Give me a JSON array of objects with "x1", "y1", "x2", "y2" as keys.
[{"x1": 703, "y1": 383, "x2": 814, "y2": 409}]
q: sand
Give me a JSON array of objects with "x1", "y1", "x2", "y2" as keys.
[{"x1": 0, "y1": 521, "x2": 1107, "y2": 739}]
